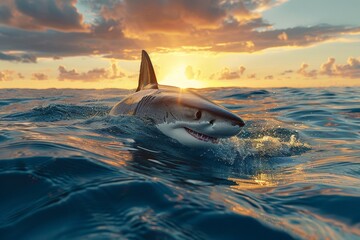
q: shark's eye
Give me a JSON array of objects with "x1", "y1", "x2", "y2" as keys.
[{"x1": 195, "y1": 110, "x2": 202, "y2": 120}]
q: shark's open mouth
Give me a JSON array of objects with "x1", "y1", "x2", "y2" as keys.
[{"x1": 184, "y1": 127, "x2": 219, "y2": 144}]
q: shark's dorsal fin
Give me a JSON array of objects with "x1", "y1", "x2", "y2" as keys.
[{"x1": 136, "y1": 50, "x2": 158, "y2": 92}]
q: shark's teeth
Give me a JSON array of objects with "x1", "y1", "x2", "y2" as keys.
[{"x1": 184, "y1": 127, "x2": 219, "y2": 144}]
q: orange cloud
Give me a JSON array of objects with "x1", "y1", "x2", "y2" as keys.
[
  {"x1": 100, "y1": 0, "x2": 230, "y2": 34},
  {"x1": 284, "y1": 57, "x2": 360, "y2": 79},
  {"x1": 32, "y1": 72, "x2": 48, "y2": 80},
  {"x1": 297, "y1": 63, "x2": 317, "y2": 78},
  {"x1": 247, "y1": 73, "x2": 257, "y2": 79},
  {"x1": 278, "y1": 32, "x2": 288, "y2": 41},
  {"x1": 280, "y1": 70, "x2": 293, "y2": 75},
  {"x1": 0, "y1": 69, "x2": 16, "y2": 81},
  {"x1": 320, "y1": 57, "x2": 360, "y2": 79},
  {"x1": 0, "y1": 0, "x2": 359, "y2": 61},
  {"x1": 212, "y1": 65, "x2": 246, "y2": 80},
  {"x1": 0, "y1": 0, "x2": 85, "y2": 30},
  {"x1": 184, "y1": 65, "x2": 201, "y2": 80},
  {"x1": 58, "y1": 63, "x2": 125, "y2": 81}
]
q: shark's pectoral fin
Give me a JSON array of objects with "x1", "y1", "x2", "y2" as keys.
[{"x1": 136, "y1": 50, "x2": 159, "y2": 92}]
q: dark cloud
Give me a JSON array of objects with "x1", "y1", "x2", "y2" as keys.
[
  {"x1": 207, "y1": 25, "x2": 360, "y2": 53},
  {"x1": 91, "y1": 18, "x2": 124, "y2": 39},
  {"x1": 58, "y1": 63, "x2": 125, "y2": 81},
  {"x1": 7, "y1": 0, "x2": 85, "y2": 30},
  {"x1": 0, "y1": 4, "x2": 12, "y2": 23},
  {"x1": 0, "y1": 26, "x2": 135, "y2": 59},
  {"x1": 99, "y1": 0, "x2": 228, "y2": 33},
  {"x1": 264, "y1": 75, "x2": 274, "y2": 80},
  {"x1": 0, "y1": 0, "x2": 359, "y2": 61},
  {"x1": 0, "y1": 51, "x2": 37, "y2": 63}
]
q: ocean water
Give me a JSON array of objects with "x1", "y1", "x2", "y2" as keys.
[{"x1": 0, "y1": 87, "x2": 359, "y2": 240}]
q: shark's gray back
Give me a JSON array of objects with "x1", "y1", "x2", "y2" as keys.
[
  {"x1": 109, "y1": 50, "x2": 243, "y2": 125},
  {"x1": 110, "y1": 88, "x2": 158, "y2": 116},
  {"x1": 110, "y1": 86, "x2": 182, "y2": 124},
  {"x1": 110, "y1": 85, "x2": 242, "y2": 125}
]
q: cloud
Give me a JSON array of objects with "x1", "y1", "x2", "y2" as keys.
[
  {"x1": 277, "y1": 31, "x2": 288, "y2": 41},
  {"x1": 247, "y1": 73, "x2": 257, "y2": 79},
  {"x1": 185, "y1": 65, "x2": 201, "y2": 80},
  {"x1": 99, "y1": 0, "x2": 229, "y2": 34},
  {"x1": 320, "y1": 57, "x2": 336, "y2": 75},
  {"x1": 280, "y1": 69, "x2": 293, "y2": 75},
  {"x1": 239, "y1": 66, "x2": 246, "y2": 75},
  {"x1": 264, "y1": 75, "x2": 274, "y2": 80},
  {"x1": 219, "y1": 67, "x2": 240, "y2": 80},
  {"x1": 285, "y1": 57, "x2": 360, "y2": 79},
  {"x1": 0, "y1": 0, "x2": 85, "y2": 30},
  {"x1": 213, "y1": 65, "x2": 246, "y2": 80},
  {"x1": 18, "y1": 73, "x2": 24, "y2": 78},
  {"x1": 0, "y1": 70, "x2": 16, "y2": 81},
  {"x1": 58, "y1": 66, "x2": 107, "y2": 81},
  {"x1": 320, "y1": 57, "x2": 360, "y2": 79},
  {"x1": 32, "y1": 72, "x2": 48, "y2": 80},
  {"x1": 110, "y1": 62, "x2": 126, "y2": 79},
  {"x1": 297, "y1": 63, "x2": 317, "y2": 78},
  {"x1": 58, "y1": 63, "x2": 125, "y2": 81},
  {"x1": 244, "y1": 0, "x2": 288, "y2": 12},
  {"x1": 0, "y1": 0, "x2": 359, "y2": 60},
  {"x1": 0, "y1": 51, "x2": 37, "y2": 63},
  {"x1": 0, "y1": 4, "x2": 12, "y2": 23},
  {"x1": 0, "y1": 25, "x2": 136, "y2": 60},
  {"x1": 185, "y1": 65, "x2": 195, "y2": 79}
]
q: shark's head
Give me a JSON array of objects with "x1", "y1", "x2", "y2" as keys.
[
  {"x1": 133, "y1": 50, "x2": 245, "y2": 147},
  {"x1": 148, "y1": 86, "x2": 245, "y2": 147}
]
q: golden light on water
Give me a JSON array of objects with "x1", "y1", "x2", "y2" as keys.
[{"x1": 229, "y1": 173, "x2": 279, "y2": 193}]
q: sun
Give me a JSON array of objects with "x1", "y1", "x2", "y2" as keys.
[{"x1": 159, "y1": 66, "x2": 205, "y2": 89}]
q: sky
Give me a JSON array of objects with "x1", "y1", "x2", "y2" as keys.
[{"x1": 0, "y1": 0, "x2": 359, "y2": 89}]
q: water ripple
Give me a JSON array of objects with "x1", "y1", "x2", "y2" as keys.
[{"x1": 0, "y1": 88, "x2": 359, "y2": 239}]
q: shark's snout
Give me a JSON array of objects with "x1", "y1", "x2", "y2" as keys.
[{"x1": 232, "y1": 118, "x2": 245, "y2": 127}]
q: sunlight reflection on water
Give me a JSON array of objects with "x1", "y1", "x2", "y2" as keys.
[{"x1": 0, "y1": 88, "x2": 359, "y2": 239}]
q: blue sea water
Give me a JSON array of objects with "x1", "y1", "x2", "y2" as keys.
[{"x1": 0, "y1": 87, "x2": 359, "y2": 240}]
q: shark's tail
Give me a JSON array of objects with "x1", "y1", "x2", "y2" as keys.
[{"x1": 136, "y1": 50, "x2": 158, "y2": 92}]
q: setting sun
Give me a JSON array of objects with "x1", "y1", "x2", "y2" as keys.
[
  {"x1": 160, "y1": 66, "x2": 205, "y2": 88},
  {"x1": 1, "y1": 1, "x2": 360, "y2": 239}
]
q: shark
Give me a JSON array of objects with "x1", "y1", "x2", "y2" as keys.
[{"x1": 110, "y1": 50, "x2": 245, "y2": 147}]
